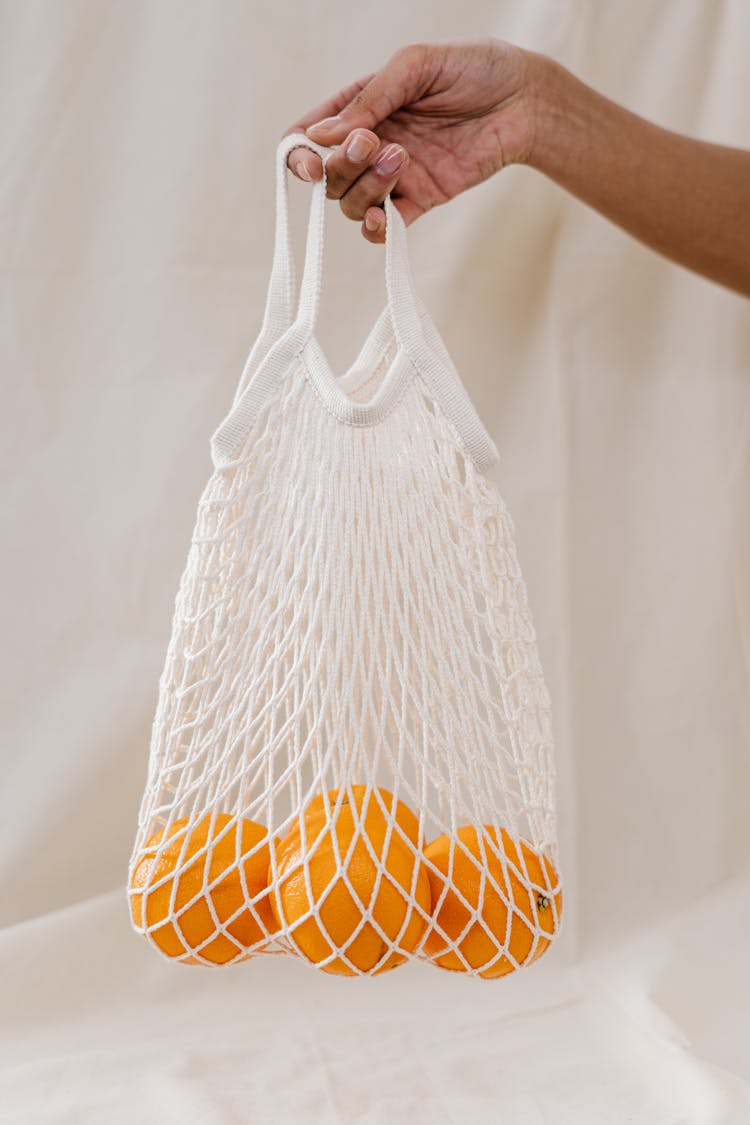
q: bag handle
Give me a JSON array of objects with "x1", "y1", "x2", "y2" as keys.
[
  {"x1": 212, "y1": 131, "x2": 426, "y2": 455},
  {"x1": 230, "y1": 133, "x2": 418, "y2": 403},
  {"x1": 284, "y1": 135, "x2": 426, "y2": 360},
  {"x1": 281, "y1": 135, "x2": 499, "y2": 473},
  {"x1": 211, "y1": 133, "x2": 499, "y2": 473},
  {"x1": 229, "y1": 133, "x2": 328, "y2": 407}
]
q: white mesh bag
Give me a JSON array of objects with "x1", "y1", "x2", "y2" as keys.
[{"x1": 127, "y1": 132, "x2": 563, "y2": 978}]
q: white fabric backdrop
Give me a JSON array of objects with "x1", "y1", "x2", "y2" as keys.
[{"x1": 1, "y1": 1, "x2": 749, "y2": 1121}]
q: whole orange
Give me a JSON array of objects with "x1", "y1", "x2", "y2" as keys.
[
  {"x1": 423, "y1": 825, "x2": 562, "y2": 978},
  {"x1": 129, "y1": 812, "x2": 278, "y2": 965},
  {"x1": 269, "y1": 786, "x2": 430, "y2": 976}
]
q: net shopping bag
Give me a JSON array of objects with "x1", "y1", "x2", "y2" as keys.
[{"x1": 127, "y1": 132, "x2": 563, "y2": 977}]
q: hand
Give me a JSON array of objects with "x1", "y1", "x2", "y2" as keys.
[{"x1": 282, "y1": 37, "x2": 539, "y2": 243}]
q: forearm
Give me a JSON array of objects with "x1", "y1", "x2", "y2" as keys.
[{"x1": 525, "y1": 54, "x2": 750, "y2": 297}]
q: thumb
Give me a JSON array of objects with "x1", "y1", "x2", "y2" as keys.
[{"x1": 305, "y1": 48, "x2": 423, "y2": 142}]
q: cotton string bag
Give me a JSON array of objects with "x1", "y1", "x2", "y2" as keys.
[{"x1": 127, "y1": 132, "x2": 563, "y2": 978}]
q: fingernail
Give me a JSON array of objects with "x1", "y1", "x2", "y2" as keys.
[
  {"x1": 296, "y1": 159, "x2": 313, "y2": 181},
  {"x1": 307, "y1": 115, "x2": 342, "y2": 136},
  {"x1": 365, "y1": 210, "x2": 382, "y2": 232},
  {"x1": 375, "y1": 145, "x2": 406, "y2": 175},
  {"x1": 346, "y1": 133, "x2": 376, "y2": 163}
]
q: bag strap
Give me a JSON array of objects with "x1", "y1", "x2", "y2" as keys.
[
  {"x1": 283, "y1": 136, "x2": 427, "y2": 362},
  {"x1": 211, "y1": 132, "x2": 499, "y2": 473},
  {"x1": 230, "y1": 133, "x2": 326, "y2": 407}
]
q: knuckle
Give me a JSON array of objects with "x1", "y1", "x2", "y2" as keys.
[
  {"x1": 392, "y1": 42, "x2": 428, "y2": 65},
  {"x1": 349, "y1": 90, "x2": 369, "y2": 112},
  {"x1": 323, "y1": 163, "x2": 351, "y2": 199},
  {"x1": 325, "y1": 176, "x2": 344, "y2": 200},
  {"x1": 339, "y1": 194, "x2": 364, "y2": 222}
]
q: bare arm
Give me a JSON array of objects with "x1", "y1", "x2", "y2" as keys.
[
  {"x1": 283, "y1": 38, "x2": 750, "y2": 297},
  {"x1": 527, "y1": 56, "x2": 750, "y2": 297}
]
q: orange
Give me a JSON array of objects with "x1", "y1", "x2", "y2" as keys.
[
  {"x1": 299, "y1": 785, "x2": 421, "y2": 848},
  {"x1": 423, "y1": 825, "x2": 562, "y2": 978},
  {"x1": 129, "y1": 812, "x2": 278, "y2": 965},
  {"x1": 269, "y1": 786, "x2": 430, "y2": 976}
]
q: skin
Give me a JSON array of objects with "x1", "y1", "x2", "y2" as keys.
[{"x1": 282, "y1": 36, "x2": 750, "y2": 297}]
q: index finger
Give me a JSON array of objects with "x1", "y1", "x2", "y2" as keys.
[{"x1": 282, "y1": 73, "x2": 377, "y2": 181}]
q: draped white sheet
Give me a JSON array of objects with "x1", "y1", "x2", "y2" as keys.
[{"x1": 1, "y1": 0, "x2": 748, "y2": 1121}]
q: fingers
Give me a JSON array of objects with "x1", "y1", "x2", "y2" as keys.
[
  {"x1": 363, "y1": 207, "x2": 386, "y2": 243},
  {"x1": 288, "y1": 148, "x2": 324, "y2": 182},
  {"x1": 282, "y1": 44, "x2": 427, "y2": 184},
  {"x1": 361, "y1": 197, "x2": 422, "y2": 245},
  {"x1": 305, "y1": 46, "x2": 426, "y2": 144},
  {"x1": 284, "y1": 126, "x2": 410, "y2": 224},
  {"x1": 337, "y1": 142, "x2": 409, "y2": 219},
  {"x1": 284, "y1": 125, "x2": 416, "y2": 246},
  {"x1": 282, "y1": 125, "x2": 381, "y2": 187},
  {"x1": 281, "y1": 72, "x2": 378, "y2": 182},
  {"x1": 323, "y1": 129, "x2": 380, "y2": 196},
  {"x1": 284, "y1": 72, "x2": 378, "y2": 144},
  {"x1": 280, "y1": 43, "x2": 430, "y2": 246}
]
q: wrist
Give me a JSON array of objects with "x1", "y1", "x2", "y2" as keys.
[{"x1": 521, "y1": 51, "x2": 593, "y2": 177}]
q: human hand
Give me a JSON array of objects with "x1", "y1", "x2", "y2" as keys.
[{"x1": 282, "y1": 37, "x2": 541, "y2": 242}]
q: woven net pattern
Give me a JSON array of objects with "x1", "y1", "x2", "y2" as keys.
[{"x1": 128, "y1": 347, "x2": 561, "y2": 975}]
